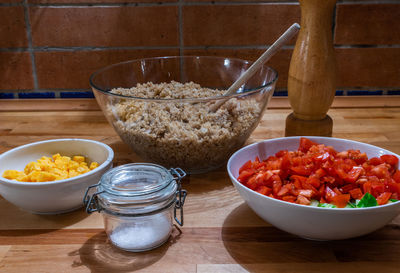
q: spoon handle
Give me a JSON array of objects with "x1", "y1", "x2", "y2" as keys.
[{"x1": 210, "y1": 23, "x2": 300, "y2": 112}]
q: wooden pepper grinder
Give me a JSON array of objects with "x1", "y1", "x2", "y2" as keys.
[{"x1": 285, "y1": 0, "x2": 337, "y2": 136}]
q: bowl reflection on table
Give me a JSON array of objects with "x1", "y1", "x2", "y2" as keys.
[
  {"x1": 227, "y1": 136, "x2": 400, "y2": 240},
  {"x1": 90, "y1": 56, "x2": 278, "y2": 174}
]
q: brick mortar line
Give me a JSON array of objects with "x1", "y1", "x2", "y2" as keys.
[
  {"x1": 0, "y1": 1, "x2": 399, "y2": 7},
  {"x1": 332, "y1": 3, "x2": 337, "y2": 41},
  {"x1": 334, "y1": 45, "x2": 400, "y2": 48},
  {"x1": 0, "y1": 3, "x2": 21, "y2": 7},
  {"x1": 2, "y1": 44, "x2": 400, "y2": 53},
  {"x1": 178, "y1": 0, "x2": 183, "y2": 57},
  {"x1": 165, "y1": 2, "x2": 300, "y2": 6},
  {"x1": 337, "y1": 0, "x2": 400, "y2": 4},
  {"x1": 8, "y1": 2, "x2": 301, "y2": 8},
  {"x1": 22, "y1": 0, "x2": 39, "y2": 94}
]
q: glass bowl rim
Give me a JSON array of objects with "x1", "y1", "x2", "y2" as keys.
[{"x1": 89, "y1": 55, "x2": 278, "y2": 103}]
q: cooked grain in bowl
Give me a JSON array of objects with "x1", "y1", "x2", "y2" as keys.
[{"x1": 108, "y1": 81, "x2": 262, "y2": 173}]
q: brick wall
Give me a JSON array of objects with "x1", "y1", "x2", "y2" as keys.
[{"x1": 0, "y1": 0, "x2": 399, "y2": 99}]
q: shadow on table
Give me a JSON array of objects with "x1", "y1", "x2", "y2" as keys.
[
  {"x1": 0, "y1": 201, "x2": 89, "y2": 235},
  {"x1": 221, "y1": 203, "x2": 400, "y2": 271},
  {"x1": 73, "y1": 225, "x2": 182, "y2": 273},
  {"x1": 221, "y1": 203, "x2": 326, "y2": 272}
]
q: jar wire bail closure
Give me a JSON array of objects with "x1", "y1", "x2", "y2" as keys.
[
  {"x1": 170, "y1": 167, "x2": 187, "y2": 226},
  {"x1": 83, "y1": 166, "x2": 187, "y2": 226}
]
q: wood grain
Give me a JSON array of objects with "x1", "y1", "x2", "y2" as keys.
[
  {"x1": 197, "y1": 262, "x2": 400, "y2": 273},
  {"x1": 1, "y1": 227, "x2": 400, "y2": 272},
  {"x1": 0, "y1": 246, "x2": 11, "y2": 263},
  {"x1": 0, "y1": 98, "x2": 400, "y2": 272},
  {"x1": 1, "y1": 96, "x2": 400, "y2": 112}
]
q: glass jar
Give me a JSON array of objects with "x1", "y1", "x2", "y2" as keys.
[{"x1": 83, "y1": 163, "x2": 186, "y2": 252}]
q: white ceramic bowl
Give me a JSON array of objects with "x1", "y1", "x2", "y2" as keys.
[
  {"x1": 227, "y1": 136, "x2": 400, "y2": 240},
  {"x1": 0, "y1": 139, "x2": 114, "y2": 214}
]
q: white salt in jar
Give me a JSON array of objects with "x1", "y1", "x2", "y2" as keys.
[{"x1": 83, "y1": 163, "x2": 186, "y2": 252}]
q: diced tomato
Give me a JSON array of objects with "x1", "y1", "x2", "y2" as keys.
[
  {"x1": 349, "y1": 150, "x2": 368, "y2": 164},
  {"x1": 325, "y1": 186, "x2": 337, "y2": 203},
  {"x1": 293, "y1": 178, "x2": 302, "y2": 189},
  {"x1": 336, "y1": 151, "x2": 348, "y2": 159},
  {"x1": 341, "y1": 183, "x2": 357, "y2": 193},
  {"x1": 237, "y1": 169, "x2": 254, "y2": 183},
  {"x1": 277, "y1": 185, "x2": 290, "y2": 197},
  {"x1": 288, "y1": 183, "x2": 299, "y2": 196},
  {"x1": 319, "y1": 184, "x2": 326, "y2": 197},
  {"x1": 275, "y1": 150, "x2": 288, "y2": 158},
  {"x1": 301, "y1": 180, "x2": 317, "y2": 192},
  {"x1": 307, "y1": 176, "x2": 321, "y2": 188},
  {"x1": 296, "y1": 195, "x2": 311, "y2": 205},
  {"x1": 299, "y1": 137, "x2": 318, "y2": 153},
  {"x1": 363, "y1": 181, "x2": 372, "y2": 194},
  {"x1": 239, "y1": 160, "x2": 253, "y2": 173},
  {"x1": 237, "y1": 137, "x2": 400, "y2": 208},
  {"x1": 335, "y1": 165, "x2": 363, "y2": 183},
  {"x1": 255, "y1": 171, "x2": 273, "y2": 185},
  {"x1": 370, "y1": 164, "x2": 390, "y2": 179},
  {"x1": 333, "y1": 187, "x2": 342, "y2": 196},
  {"x1": 298, "y1": 189, "x2": 313, "y2": 198},
  {"x1": 257, "y1": 186, "x2": 272, "y2": 196},
  {"x1": 393, "y1": 170, "x2": 400, "y2": 183},
  {"x1": 332, "y1": 194, "x2": 350, "y2": 208},
  {"x1": 246, "y1": 176, "x2": 258, "y2": 190},
  {"x1": 322, "y1": 176, "x2": 336, "y2": 184},
  {"x1": 380, "y1": 155, "x2": 399, "y2": 168},
  {"x1": 387, "y1": 181, "x2": 400, "y2": 195},
  {"x1": 282, "y1": 195, "x2": 297, "y2": 203},
  {"x1": 371, "y1": 182, "x2": 385, "y2": 197},
  {"x1": 313, "y1": 152, "x2": 331, "y2": 163},
  {"x1": 315, "y1": 168, "x2": 327, "y2": 178},
  {"x1": 376, "y1": 192, "x2": 392, "y2": 205},
  {"x1": 349, "y1": 188, "x2": 363, "y2": 199},
  {"x1": 347, "y1": 166, "x2": 363, "y2": 183},
  {"x1": 291, "y1": 165, "x2": 312, "y2": 176},
  {"x1": 369, "y1": 157, "x2": 383, "y2": 165},
  {"x1": 291, "y1": 175, "x2": 308, "y2": 183},
  {"x1": 272, "y1": 177, "x2": 282, "y2": 195}
]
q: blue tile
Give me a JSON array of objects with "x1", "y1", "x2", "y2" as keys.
[
  {"x1": 273, "y1": 90, "x2": 343, "y2": 97},
  {"x1": 347, "y1": 90, "x2": 383, "y2": 96},
  {"x1": 18, "y1": 92, "x2": 55, "y2": 99},
  {"x1": 60, "y1": 91, "x2": 95, "y2": 98},
  {"x1": 273, "y1": 90, "x2": 288, "y2": 97},
  {"x1": 0, "y1": 93, "x2": 14, "y2": 99},
  {"x1": 388, "y1": 90, "x2": 400, "y2": 95}
]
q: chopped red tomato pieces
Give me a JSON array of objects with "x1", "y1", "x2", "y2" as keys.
[{"x1": 238, "y1": 138, "x2": 400, "y2": 208}]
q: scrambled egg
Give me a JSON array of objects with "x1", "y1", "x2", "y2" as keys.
[{"x1": 2, "y1": 154, "x2": 99, "y2": 182}]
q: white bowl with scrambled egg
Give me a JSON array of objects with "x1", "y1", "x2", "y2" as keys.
[{"x1": 0, "y1": 139, "x2": 114, "y2": 214}]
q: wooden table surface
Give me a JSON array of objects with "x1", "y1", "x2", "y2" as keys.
[{"x1": 1, "y1": 97, "x2": 400, "y2": 273}]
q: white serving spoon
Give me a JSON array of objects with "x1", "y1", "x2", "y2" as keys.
[{"x1": 210, "y1": 23, "x2": 300, "y2": 112}]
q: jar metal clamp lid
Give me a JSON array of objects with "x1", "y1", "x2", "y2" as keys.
[{"x1": 83, "y1": 163, "x2": 187, "y2": 226}]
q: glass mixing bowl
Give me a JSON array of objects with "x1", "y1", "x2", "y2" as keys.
[{"x1": 90, "y1": 56, "x2": 278, "y2": 174}]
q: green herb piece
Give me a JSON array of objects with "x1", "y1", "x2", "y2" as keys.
[
  {"x1": 318, "y1": 203, "x2": 337, "y2": 208},
  {"x1": 389, "y1": 199, "x2": 399, "y2": 202},
  {"x1": 356, "y1": 192, "x2": 378, "y2": 208},
  {"x1": 345, "y1": 202, "x2": 356, "y2": 208}
]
